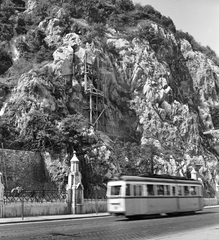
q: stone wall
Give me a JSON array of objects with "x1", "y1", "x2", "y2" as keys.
[
  {"x1": 204, "y1": 197, "x2": 218, "y2": 206},
  {"x1": 0, "y1": 149, "x2": 55, "y2": 191},
  {"x1": 2, "y1": 202, "x2": 68, "y2": 218},
  {"x1": 83, "y1": 199, "x2": 107, "y2": 214},
  {"x1": 1, "y1": 200, "x2": 107, "y2": 218}
]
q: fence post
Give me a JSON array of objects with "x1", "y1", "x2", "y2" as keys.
[
  {"x1": 0, "y1": 172, "x2": 4, "y2": 218},
  {"x1": 21, "y1": 199, "x2": 24, "y2": 220},
  {"x1": 67, "y1": 151, "x2": 84, "y2": 214},
  {"x1": 95, "y1": 191, "x2": 98, "y2": 214}
]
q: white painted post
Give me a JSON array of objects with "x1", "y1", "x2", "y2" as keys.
[
  {"x1": 67, "y1": 151, "x2": 84, "y2": 214},
  {"x1": 0, "y1": 172, "x2": 4, "y2": 218},
  {"x1": 215, "y1": 181, "x2": 219, "y2": 195},
  {"x1": 191, "y1": 168, "x2": 198, "y2": 180}
]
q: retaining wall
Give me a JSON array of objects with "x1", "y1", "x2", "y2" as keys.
[
  {"x1": 2, "y1": 202, "x2": 68, "y2": 218},
  {"x1": 0, "y1": 198, "x2": 217, "y2": 218},
  {"x1": 204, "y1": 198, "x2": 218, "y2": 206},
  {"x1": 0, "y1": 149, "x2": 55, "y2": 190},
  {"x1": 0, "y1": 199, "x2": 107, "y2": 218},
  {"x1": 84, "y1": 199, "x2": 107, "y2": 213}
]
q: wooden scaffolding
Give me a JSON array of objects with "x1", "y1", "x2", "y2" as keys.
[{"x1": 84, "y1": 51, "x2": 107, "y2": 132}]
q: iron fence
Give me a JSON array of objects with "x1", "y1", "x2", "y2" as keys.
[
  {"x1": 84, "y1": 189, "x2": 107, "y2": 200},
  {"x1": 3, "y1": 190, "x2": 67, "y2": 204},
  {"x1": 4, "y1": 188, "x2": 107, "y2": 204},
  {"x1": 203, "y1": 189, "x2": 215, "y2": 198}
]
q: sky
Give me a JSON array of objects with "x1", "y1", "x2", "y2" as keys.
[{"x1": 132, "y1": 0, "x2": 219, "y2": 56}]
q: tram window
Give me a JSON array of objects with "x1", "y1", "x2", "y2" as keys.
[
  {"x1": 111, "y1": 185, "x2": 121, "y2": 195},
  {"x1": 190, "y1": 186, "x2": 197, "y2": 195},
  {"x1": 157, "y1": 185, "x2": 164, "y2": 195},
  {"x1": 126, "y1": 184, "x2": 130, "y2": 196},
  {"x1": 178, "y1": 186, "x2": 182, "y2": 196},
  {"x1": 139, "y1": 185, "x2": 143, "y2": 196},
  {"x1": 133, "y1": 185, "x2": 137, "y2": 196},
  {"x1": 172, "y1": 186, "x2": 176, "y2": 196},
  {"x1": 184, "y1": 186, "x2": 189, "y2": 196},
  {"x1": 165, "y1": 185, "x2": 170, "y2": 195},
  {"x1": 147, "y1": 185, "x2": 154, "y2": 195},
  {"x1": 133, "y1": 185, "x2": 143, "y2": 196}
]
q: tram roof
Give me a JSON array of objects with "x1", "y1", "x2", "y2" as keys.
[{"x1": 112, "y1": 174, "x2": 200, "y2": 184}]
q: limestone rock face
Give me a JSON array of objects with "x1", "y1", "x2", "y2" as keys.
[
  {"x1": 39, "y1": 18, "x2": 65, "y2": 47},
  {"x1": 38, "y1": 7, "x2": 68, "y2": 47},
  {"x1": 25, "y1": 0, "x2": 37, "y2": 13},
  {"x1": 180, "y1": 39, "x2": 219, "y2": 130},
  {"x1": 1, "y1": 5, "x2": 219, "y2": 191}
]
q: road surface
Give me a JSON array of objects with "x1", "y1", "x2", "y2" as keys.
[{"x1": 0, "y1": 208, "x2": 219, "y2": 239}]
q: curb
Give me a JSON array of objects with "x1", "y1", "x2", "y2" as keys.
[
  {"x1": 204, "y1": 205, "x2": 219, "y2": 209},
  {"x1": 0, "y1": 213, "x2": 111, "y2": 225}
]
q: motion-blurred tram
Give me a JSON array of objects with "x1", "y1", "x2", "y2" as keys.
[{"x1": 106, "y1": 174, "x2": 204, "y2": 218}]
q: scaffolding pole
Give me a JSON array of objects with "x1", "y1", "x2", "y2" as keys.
[
  {"x1": 89, "y1": 90, "x2": 92, "y2": 125},
  {"x1": 84, "y1": 50, "x2": 108, "y2": 131},
  {"x1": 93, "y1": 107, "x2": 107, "y2": 127},
  {"x1": 84, "y1": 51, "x2": 87, "y2": 92},
  {"x1": 96, "y1": 56, "x2": 100, "y2": 130}
]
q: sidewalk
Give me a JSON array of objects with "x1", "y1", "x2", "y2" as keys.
[
  {"x1": 0, "y1": 205, "x2": 218, "y2": 225},
  {"x1": 0, "y1": 212, "x2": 110, "y2": 224}
]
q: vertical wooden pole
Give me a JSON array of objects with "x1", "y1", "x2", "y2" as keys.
[
  {"x1": 90, "y1": 91, "x2": 92, "y2": 125},
  {"x1": 96, "y1": 57, "x2": 100, "y2": 131},
  {"x1": 71, "y1": 47, "x2": 75, "y2": 88},
  {"x1": 1, "y1": 144, "x2": 7, "y2": 191},
  {"x1": 84, "y1": 51, "x2": 87, "y2": 92}
]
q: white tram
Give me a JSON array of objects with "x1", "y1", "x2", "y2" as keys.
[{"x1": 107, "y1": 175, "x2": 204, "y2": 218}]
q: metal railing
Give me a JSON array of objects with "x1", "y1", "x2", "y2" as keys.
[
  {"x1": 3, "y1": 190, "x2": 67, "y2": 204},
  {"x1": 203, "y1": 187, "x2": 216, "y2": 198},
  {"x1": 4, "y1": 188, "x2": 106, "y2": 204},
  {"x1": 84, "y1": 189, "x2": 107, "y2": 200}
]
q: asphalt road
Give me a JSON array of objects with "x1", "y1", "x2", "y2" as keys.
[{"x1": 0, "y1": 208, "x2": 219, "y2": 240}]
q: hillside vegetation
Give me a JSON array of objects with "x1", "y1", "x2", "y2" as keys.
[{"x1": 0, "y1": 0, "x2": 219, "y2": 195}]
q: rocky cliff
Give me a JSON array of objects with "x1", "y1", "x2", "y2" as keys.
[{"x1": 0, "y1": 0, "x2": 219, "y2": 193}]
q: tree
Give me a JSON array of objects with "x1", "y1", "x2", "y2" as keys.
[
  {"x1": 81, "y1": 23, "x2": 106, "y2": 43},
  {"x1": 161, "y1": 16, "x2": 176, "y2": 32},
  {"x1": 115, "y1": 0, "x2": 134, "y2": 12},
  {"x1": 109, "y1": 140, "x2": 161, "y2": 176},
  {"x1": 0, "y1": 48, "x2": 13, "y2": 75},
  {"x1": 0, "y1": 116, "x2": 18, "y2": 148},
  {"x1": 35, "y1": 45, "x2": 54, "y2": 63}
]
